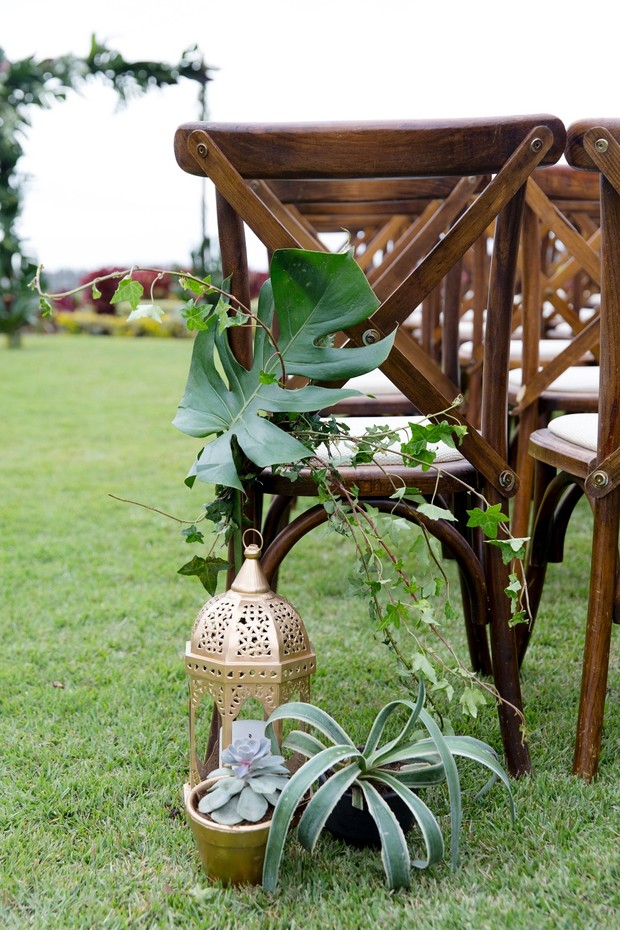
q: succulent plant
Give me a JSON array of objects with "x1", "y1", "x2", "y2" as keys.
[
  {"x1": 262, "y1": 681, "x2": 514, "y2": 892},
  {"x1": 197, "y1": 737, "x2": 290, "y2": 825}
]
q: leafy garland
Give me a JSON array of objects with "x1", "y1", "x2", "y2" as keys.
[
  {"x1": 35, "y1": 250, "x2": 530, "y2": 721},
  {"x1": 0, "y1": 37, "x2": 213, "y2": 342}
]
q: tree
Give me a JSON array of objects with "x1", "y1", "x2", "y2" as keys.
[{"x1": 0, "y1": 36, "x2": 213, "y2": 346}]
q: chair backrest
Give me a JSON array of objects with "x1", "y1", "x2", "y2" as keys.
[
  {"x1": 511, "y1": 164, "x2": 601, "y2": 418},
  {"x1": 174, "y1": 117, "x2": 566, "y2": 501},
  {"x1": 566, "y1": 120, "x2": 620, "y2": 497},
  {"x1": 267, "y1": 174, "x2": 490, "y2": 390},
  {"x1": 507, "y1": 163, "x2": 602, "y2": 538}
]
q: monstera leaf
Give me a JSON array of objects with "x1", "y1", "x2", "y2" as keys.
[{"x1": 173, "y1": 248, "x2": 395, "y2": 490}]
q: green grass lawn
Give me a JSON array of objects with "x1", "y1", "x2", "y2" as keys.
[{"x1": 2, "y1": 334, "x2": 620, "y2": 930}]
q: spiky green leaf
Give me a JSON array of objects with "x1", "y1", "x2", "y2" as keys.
[
  {"x1": 296, "y1": 762, "x2": 361, "y2": 852},
  {"x1": 359, "y1": 781, "x2": 411, "y2": 890},
  {"x1": 262, "y1": 744, "x2": 364, "y2": 892},
  {"x1": 266, "y1": 701, "x2": 357, "y2": 750},
  {"x1": 370, "y1": 772, "x2": 445, "y2": 870}
]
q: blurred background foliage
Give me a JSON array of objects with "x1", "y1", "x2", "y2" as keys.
[{"x1": 0, "y1": 36, "x2": 214, "y2": 346}]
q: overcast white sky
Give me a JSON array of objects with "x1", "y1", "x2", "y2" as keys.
[{"x1": 3, "y1": 0, "x2": 617, "y2": 273}]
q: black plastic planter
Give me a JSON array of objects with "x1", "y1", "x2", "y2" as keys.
[{"x1": 320, "y1": 778, "x2": 415, "y2": 848}]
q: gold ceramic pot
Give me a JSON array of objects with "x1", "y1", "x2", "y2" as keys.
[{"x1": 185, "y1": 778, "x2": 271, "y2": 886}]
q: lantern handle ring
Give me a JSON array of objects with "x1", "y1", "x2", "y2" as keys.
[{"x1": 243, "y1": 528, "x2": 264, "y2": 552}]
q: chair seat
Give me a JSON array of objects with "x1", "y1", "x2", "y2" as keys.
[
  {"x1": 345, "y1": 370, "x2": 403, "y2": 395},
  {"x1": 316, "y1": 415, "x2": 464, "y2": 466},
  {"x1": 507, "y1": 366, "x2": 600, "y2": 408},
  {"x1": 548, "y1": 412, "x2": 598, "y2": 450},
  {"x1": 261, "y1": 415, "x2": 473, "y2": 497},
  {"x1": 528, "y1": 414, "x2": 597, "y2": 479},
  {"x1": 331, "y1": 371, "x2": 419, "y2": 416},
  {"x1": 509, "y1": 366, "x2": 600, "y2": 395},
  {"x1": 460, "y1": 337, "x2": 594, "y2": 368}
]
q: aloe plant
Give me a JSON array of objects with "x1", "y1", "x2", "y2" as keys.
[
  {"x1": 197, "y1": 737, "x2": 290, "y2": 825},
  {"x1": 262, "y1": 682, "x2": 514, "y2": 892}
]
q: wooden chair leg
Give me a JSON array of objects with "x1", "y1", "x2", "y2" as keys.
[
  {"x1": 452, "y1": 491, "x2": 493, "y2": 676},
  {"x1": 518, "y1": 472, "x2": 584, "y2": 664},
  {"x1": 458, "y1": 570, "x2": 493, "y2": 676},
  {"x1": 511, "y1": 403, "x2": 541, "y2": 540},
  {"x1": 483, "y1": 526, "x2": 531, "y2": 776},
  {"x1": 573, "y1": 492, "x2": 620, "y2": 779}
]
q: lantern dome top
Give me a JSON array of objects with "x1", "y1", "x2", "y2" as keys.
[{"x1": 187, "y1": 534, "x2": 315, "y2": 674}]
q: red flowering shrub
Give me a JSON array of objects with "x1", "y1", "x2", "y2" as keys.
[{"x1": 249, "y1": 270, "x2": 269, "y2": 300}]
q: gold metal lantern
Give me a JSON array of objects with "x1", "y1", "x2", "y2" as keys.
[{"x1": 185, "y1": 532, "x2": 316, "y2": 788}]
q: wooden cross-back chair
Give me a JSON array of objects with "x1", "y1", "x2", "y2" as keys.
[
  {"x1": 174, "y1": 116, "x2": 566, "y2": 777},
  {"x1": 508, "y1": 164, "x2": 602, "y2": 539},
  {"x1": 523, "y1": 119, "x2": 620, "y2": 779}
]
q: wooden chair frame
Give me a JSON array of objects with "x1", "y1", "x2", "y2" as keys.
[
  {"x1": 525, "y1": 119, "x2": 620, "y2": 779},
  {"x1": 509, "y1": 165, "x2": 601, "y2": 539},
  {"x1": 175, "y1": 116, "x2": 566, "y2": 776}
]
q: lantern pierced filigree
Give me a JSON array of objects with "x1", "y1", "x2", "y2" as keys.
[{"x1": 185, "y1": 534, "x2": 316, "y2": 787}]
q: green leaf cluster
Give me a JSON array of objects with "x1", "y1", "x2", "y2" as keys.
[{"x1": 173, "y1": 249, "x2": 395, "y2": 490}]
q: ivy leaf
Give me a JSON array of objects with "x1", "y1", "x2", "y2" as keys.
[
  {"x1": 410, "y1": 652, "x2": 438, "y2": 684},
  {"x1": 39, "y1": 297, "x2": 53, "y2": 317},
  {"x1": 111, "y1": 277, "x2": 144, "y2": 311},
  {"x1": 400, "y1": 441, "x2": 436, "y2": 470},
  {"x1": 174, "y1": 249, "x2": 395, "y2": 490},
  {"x1": 389, "y1": 486, "x2": 421, "y2": 502},
  {"x1": 459, "y1": 686, "x2": 487, "y2": 718},
  {"x1": 126, "y1": 304, "x2": 164, "y2": 323},
  {"x1": 417, "y1": 502, "x2": 458, "y2": 522},
  {"x1": 509, "y1": 609, "x2": 528, "y2": 628},
  {"x1": 411, "y1": 599, "x2": 437, "y2": 625},
  {"x1": 504, "y1": 572, "x2": 522, "y2": 601},
  {"x1": 181, "y1": 299, "x2": 209, "y2": 331},
  {"x1": 378, "y1": 601, "x2": 409, "y2": 630},
  {"x1": 466, "y1": 504, "x2": 508, "y2": 539},
  {"x1": 92, "y1": 283, "x2": 102, "y2": 300},
  {"x1": 486, "y1": 536, "x2": 529, "y2": 564},
  {"x1": 180, "y1": 274, "x2": 212, "y2": 296},
  {"x1": 431, "y1": 678, "x2": 455, "y2": 702},
  {"x1": 181, "y1": 524, "x2": 205, "y2": 544},
  {"x1": 410, "y1": 421, "x2": 467, "y2": 448},
  {"x1": 177, "y1": 555, "x2": 232, "y2": 594}
]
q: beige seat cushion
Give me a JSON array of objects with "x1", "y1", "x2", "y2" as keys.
[
  {"x1": 460, "y1": 338, "x2": 595, "y2": 367},
  {"x1": 509, "y1": 366, "x2": 600, "y2": 395},
  {"x1": 345, "y1": 370, "x2": 400, "y2": 395},
  {"x1": 317, "y1": 415, "x2": 464, "y2": 466},
  {"x1": 547, "y1": 413, "x2": 598, "y2": 451}
]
